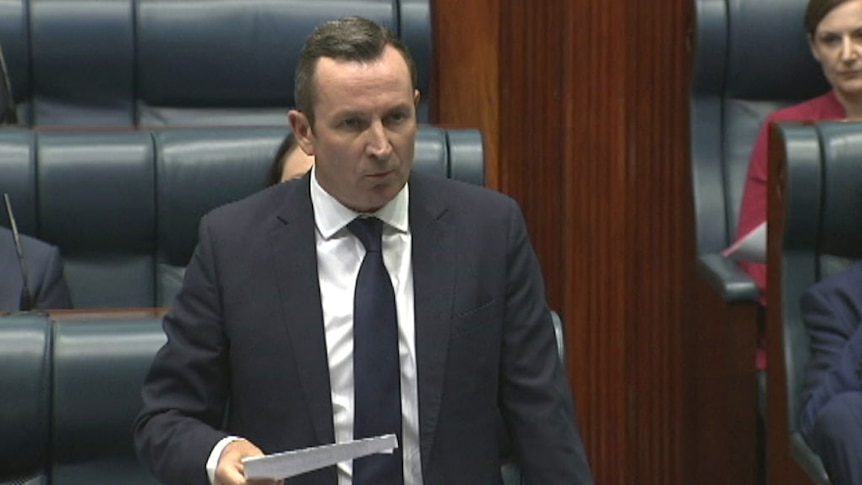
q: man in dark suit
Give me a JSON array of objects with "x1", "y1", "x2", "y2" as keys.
[
  {"x1": 0, "y1": 226, "x2": 72, "y2": 312},
  {"x1": 134, "y1": 16, "x2": 592, "y2": 485},
  {"x1": 799, "y1": 262, "x2": 862, "y2": 485}
]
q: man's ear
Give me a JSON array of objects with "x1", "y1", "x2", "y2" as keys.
[
  {"x1": 288, "y1": 110, "x2": 315, "y2": 156},
  {"x1": 413, "y1": 90, "x2": 421, "y2": 110}
]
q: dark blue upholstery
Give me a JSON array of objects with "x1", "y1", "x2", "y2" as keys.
[
  {"x1": 0, "y1": 313, "x2": 51, "y2": 485},
  {"x1": 0, "y1": 0, "x2": 29, "y2": 122},
  {"x1": 0, "y1": 313, "x2": 164, "y2": 485},
  {"x1": 30, "y1": 0, "x2": 136, "y2": 126},
  {"x1": 0, "y1": 126, "x2": 484, "y2": 308},
  {"x1": 0, "y1": 0, "x2": 432, "y2": 127},
  {"x1": 0, "y1": 42, "x2": 15, "y2": 124},
  {"x1": 38, "y1": 132, "x2": 156, "y2": 308},
  {"x1": 50, "y1": 318, "x2": 166, "y2": 485},
  {"x1": 0, "y1": 129, "x2": 36, "y2": 235}
]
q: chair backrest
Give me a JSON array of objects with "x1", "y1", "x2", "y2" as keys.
[
  {"x1": 0, "y1": 312, "x2": 165, "y2": 485},
  {"x1": 0, "y1": 42, "x2": 15, "y2": 125},
  {"x1": 773, "y1": 120, "x2": 862, "y2": 483},
  {"x1": 0, "y1": 313, "x2": 51, "y2": 485},
  {"x1": 0, "y1": 126, "x2": 484, "y2": 308},
  {"x1": 778, "y1": 120, "x2": 862, "y2": 431},
  {"x1": 0, "y1": 0, "x2": 432, "y2": 127},
  {"x1": 51, "y1": 318, "x2": 165, "y2": 485},
  {"x1": 691, "y1": 0, "x2": 828, "y2": 254}
]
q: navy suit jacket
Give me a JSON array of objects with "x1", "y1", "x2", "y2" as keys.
[
  {"x1": 0, "y1": 226, "x2": 72, "y2": 312},
  {"x1": 134, "y1": 172, "x2": 593, "y2": 485},
  {"x1": 799, "y1": 262, "x2": 862, "y2": 443}
]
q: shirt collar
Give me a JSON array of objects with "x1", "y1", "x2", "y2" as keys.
[{"x1": 309, "y1": 164, "x2": 410, "y2": 240}]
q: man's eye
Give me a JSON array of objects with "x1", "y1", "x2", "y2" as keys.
[
  {"x1": 341, "y1": 118, "x2": 361, "y2": 129},
  {"x1": 386, "y1": 112, "x2": 407, "y2": 124}
]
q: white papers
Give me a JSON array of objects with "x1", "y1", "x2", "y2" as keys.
[
  {"x1": 243, "y1": 434, "x2": 398, "y2": 480},
  {"x1": 722, "y1": 222, "x2": 766, "y2": 263}
]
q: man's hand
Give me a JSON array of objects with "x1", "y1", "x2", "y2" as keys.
[{"x1": 215, "y1": 439, "x2": 284, "y2": 485}]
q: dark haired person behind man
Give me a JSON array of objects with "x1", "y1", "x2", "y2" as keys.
[
  {"x1": 135, "y1": 16, "x2": 593, "y2": 485},
  {"x1": 0, "y1": 226, "x2": 72, "y2": 312},
  {"x1": 266, "y1": 131, "x2": 315, "y2": 187},
  {"x1": 799, "y1": 261, "x2": 862, "y2": 485}
]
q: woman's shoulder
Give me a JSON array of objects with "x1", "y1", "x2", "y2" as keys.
[{"x1": 767, "y1": 91, "x2": 845, "y2": 123}]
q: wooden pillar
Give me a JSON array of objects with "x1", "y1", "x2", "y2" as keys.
[{"x1": 433, "y1": 1, "x2": 695, "y2": 483}]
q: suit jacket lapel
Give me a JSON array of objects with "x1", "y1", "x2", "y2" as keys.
[
  {"x1": 267, "y1": 178, "x2": 335, "y2": 446},
  {"x1": 409, "y1": 175, "x2": 457, "y2": 470},
  {"x1": 263, "y1": 174, "x2": 458, "y2": 465}
]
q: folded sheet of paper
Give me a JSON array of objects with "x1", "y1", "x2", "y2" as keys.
[
  {"x1": 722, "y1": 222, "x2": 766, "y2": 263},
  {"x1": 243, "y1": 434, "x2": 398, "y2": 480}
]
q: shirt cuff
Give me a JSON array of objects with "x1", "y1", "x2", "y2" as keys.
[{"x1": 206, "y1": 436, "x2": 241, "y2": 484}]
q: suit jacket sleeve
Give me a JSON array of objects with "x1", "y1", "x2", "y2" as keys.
[
  {"x1": 32, "y1": 244, "x2": 72, "y2": 310},
  {"x1": 134, "y1": 215, "x2": 232, "y2": 485},
  {"x1": 498, "y1": 200, "x2": 594, "y2": 484},
  {"x1": 799, "y1": 266, "x2": 862, "y2": 444}
]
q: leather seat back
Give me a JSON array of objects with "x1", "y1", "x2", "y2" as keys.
[
  {"x1": 50, "y1": 318, "x2": 166, "y2": 485},
  {"x1": 0, "y1": 0, "x2": 432, "y2": 127},
  {"x1": 0, "y1": 313, "x2": 51, "y2": 485},
  {"x1": 0, "y1": 126, "x2": 484, "y2": 308}
]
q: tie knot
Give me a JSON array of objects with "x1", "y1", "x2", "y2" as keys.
[{"x1": 348, "y1": 217, "x2": 383, "y2": 252}]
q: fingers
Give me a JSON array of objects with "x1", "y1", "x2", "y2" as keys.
[{"x1": 215, "y1": 439, "x2": 283, "y2": 485}]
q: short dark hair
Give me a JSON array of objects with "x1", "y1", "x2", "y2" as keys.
[
  {"x1": 266, "y1": 132, "x2": 298, "y2": 187},
  {"x1": 805, "y1": 0, "x2": 852, "y2": 35},
  {"x1": 294, "y1": 16, "x2": 417, "y2": 126}
]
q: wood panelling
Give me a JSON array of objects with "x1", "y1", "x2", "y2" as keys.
[
  {"x1": 429, "y1": 0, "x2": 500, "y2": 188},
  {"x1": 434, "y1": 1, "x2": 695, "y2": 484},
  {"x1": 620, "y1": 1, "x2": 692, "y2": 482},
  {"x1": 559, "y1": 1, "x2": 630, "y2": 483},
  {"x1": 499, "y1": 0, "x2": 567, "y2": 308},
  {"x1": 686, "y1": 274, "x2": 761, "y2": 484}
]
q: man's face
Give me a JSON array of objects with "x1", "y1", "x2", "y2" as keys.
[
  {"x1": 809, "y1": 0, "x2": 862, "y2": 102},
  {"x1": 290, "y1": 45, "x2": 420, "y2": 212}
]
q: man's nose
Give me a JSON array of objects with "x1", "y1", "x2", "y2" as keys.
[{"x1": 366, "y1": 120, "x2": 393, "y2": 160}]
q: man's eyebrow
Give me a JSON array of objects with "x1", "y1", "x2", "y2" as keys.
[
  {"x1": 331, "y1": 109, "x2": 366, "y2": 119},
  {"x1": 380, "y1": 103, "x2": 415, "y2": 117}
]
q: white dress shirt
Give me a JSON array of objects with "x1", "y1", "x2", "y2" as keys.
[{"x1": 207, "y1": 167, "x2": 423, "y2": 484}]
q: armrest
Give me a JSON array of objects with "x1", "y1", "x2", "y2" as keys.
[
  {"x1": 790, "y1": 433, "x2": 830, "y2": 485},
  {"x1": 685, "y1": 254, "x2": 762, "y2": 484},
  {"x1": 697, "y1": 253, "x2": 761, "y2": 302},
  {"x1": 550, "y1": 310, "x2": 566, "y2": 364}
]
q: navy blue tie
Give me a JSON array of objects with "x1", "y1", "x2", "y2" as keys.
[{"x1": 348, "y1": 217, "x2": 403, "y2": 485}]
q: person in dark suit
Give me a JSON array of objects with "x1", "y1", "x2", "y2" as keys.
[
  {"x1": 134, "y1": 16, "x2": 592, "y2": 485},
  {"x1": 799, "y1": 261, "x2": 862, "y2": 485},
  {"x1": 0, "y1": 226, "x2": 72, "y2": 312}
]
